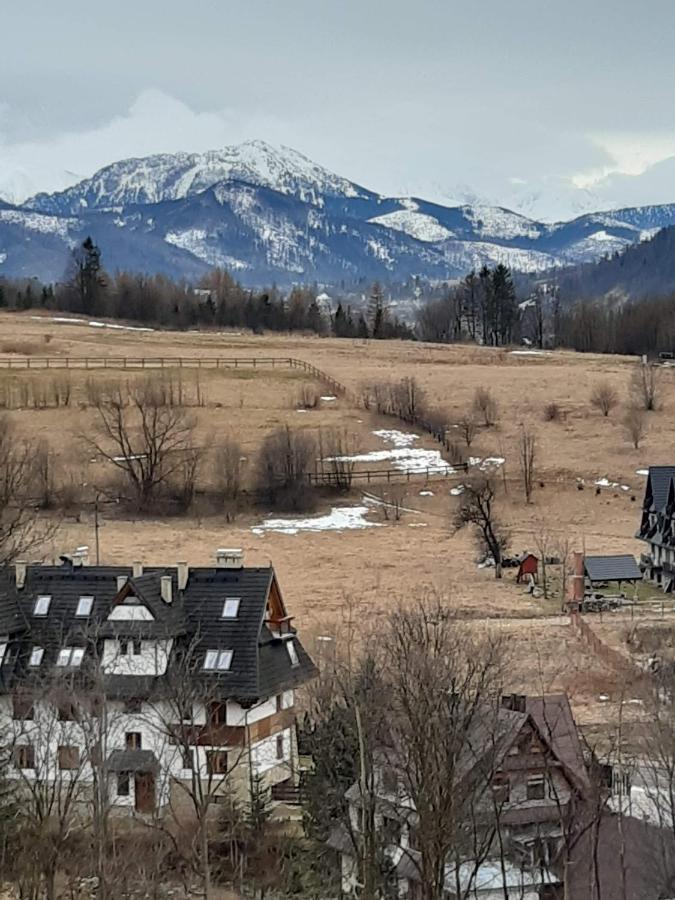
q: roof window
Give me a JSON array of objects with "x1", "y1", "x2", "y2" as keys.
[
  {"x1": 0, "y1": 642, "x2": 7, "y2": 665},
  {"x1": 203, "y1": 649, "x2": 233, "y2": 671},
  {"x1": 222, "y1": 598, "x2": 240, "y2": 618},
  {"x1": 76, "y1": 596, "x2": 94, "y2": 617},
  {"x1": 33, "y1": 595, "x2": 51, "y2": 616},
  {"x1": 56, "y1": 647, "x2": 85, "y2": 668},
  {"x1": 29, "y1": 647, "x2": 44, "y2": 667},
  {"x1": 286, "y1": 640, "x2": 299, "y2": 668}
]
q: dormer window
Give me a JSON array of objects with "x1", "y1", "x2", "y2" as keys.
[
  {"x1": 203, "y1": 649, "x2": 233, "y2": 671},
  {"x1": 29, "y1": 647, "x2": 44, "y2": 667},
  {"x1": 56, "y1": 647, "x2": 85, "y2": 668},
  {"x1": 76, "y1": 596, "x2": 94, "y2": 617},
  {"x1": 33, "y1": 595, "x2": 51, "y2": 616},
  {"x1": 222, "y1": 598, "x2": 240, "y2": 618},
  {"x1": 286, "y1": 640, "x2": 299, "y2": 668}
]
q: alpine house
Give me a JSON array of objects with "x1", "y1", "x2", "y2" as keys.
[{"x1": 0, "y1": 548, "x2": 317, "y2": 815}]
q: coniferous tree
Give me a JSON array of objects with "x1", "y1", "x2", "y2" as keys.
[{"x1": 68, "y1": 235, "x2": 106, "y2": 315}]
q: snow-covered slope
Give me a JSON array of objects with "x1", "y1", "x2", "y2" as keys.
[{"x1": 2, "y1": 141, "x2": 674, "y2": 286}]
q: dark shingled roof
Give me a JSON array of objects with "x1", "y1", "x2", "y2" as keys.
[
  {"x1": 584, "y1": 554, "x2": 641, "y2": 583},
  {"x1": 646, "y1": 466, "x2": 675, "y2": 513},
  {"x1": 0, "y1": 561, "x2": 317, "y2": 701}
]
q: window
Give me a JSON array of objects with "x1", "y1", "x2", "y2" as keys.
[
  {"x1": 33, "y1": 595, "x2": 51, "y2": 616},
  {"x1": 75, "y1": 596, "x2": 94, "y2": 617},
  {"x1": 14, "y1": 744, "x2": 35, "y2": 769},
  {"x1": 58, "y1": 702, "x2": 78, "y2": 722},
  {"x1": 206, "y1": 750, "x2": 228, "y2": 775},
  {"x1": 12, "y1": 694, "x2": 34, "y2": 721},
  {"x1": 382, "y1": 816, "x2": 402, "y2": 846},
  {"x1": 526, "y1": 775, "x2": 546, "y2": 801},
  {"x1": 492, "y1": 772, "x2": 510, "y2": 804},
  {"x1": 180, "y1": 746, "x2": 194, "y2": 770},
  {"x1": 209, "y1": 702, "x2": 227, "y2": 726},
  {"x1": 117, "y1": 772, "x2": 130, "y2": 796},
  {"x1": 58, "y1": 745, "x2": 80, "y2": 770},
  {"x1": 380, "y1": 769, "x2": 398, "y2": 795},
  {"x1": 222, "y1": 598, "x2": 240, "y2": 618},
  {"x1": 0, "y1": 642, "x2": 7, "y2": 665},
  {"x1": 203, "y1": 649, "x2": 233, "y2": 671},
  {"x1": 132, "y1": 639, "x2": 142, "y2": 656},
  {"x1": 276, "y1": 734, "x2": 284, "y2": 760},
  {"x1": 56, "y1": 647, "x2": 85, "y2": 668},
  {"x1": 276, "y1": 694, "x2": 283, "y2": 713},
  {"x1": 286, "y1": 640, "x2": 299, "y2": 668},
  {"x1": 123, "y1": 698, "x2": 143, "y2": 714},
  {"x1": 29, "y1": 646, "x2": 44, "y2": 667},
  {"x1": 125, "y1": 732, "x2": 142, "y2": 750}
]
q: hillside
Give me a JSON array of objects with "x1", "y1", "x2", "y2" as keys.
[{"x1": 2, "y1": 140, "x2": 675, "y2": 285}]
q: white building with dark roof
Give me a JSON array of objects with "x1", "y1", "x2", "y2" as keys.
[{"x1": 0, "y1": 549, "x2": 317, "y2": 815}]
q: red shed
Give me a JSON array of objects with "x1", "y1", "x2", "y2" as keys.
[{"x1": 516, "y1": 553, "x2": 539, "y2": 584}]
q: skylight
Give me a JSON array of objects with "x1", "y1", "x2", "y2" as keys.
[
  {"x1": 203, "y1": 649, "x2": 233, "y2": 671},
  {"x1": 0, "y1": 643, "x2": 7, "y2": 665},
  {"x1": 222, "y1": 598, "x2": 240, "y2": 618},
  {"x1": 286, "y1": 640, "x2": 299, "y2": 668},
  {"x1": 29, "y1": 647, "x2": 44, "y2": 667},
  {"x1": 76, "y1": 596, "x2": 94, "y2": 617},
  {"x1": 56, "y1": 647, "x2": 85, "y2": 668},
  {"x1": 33, "y1": 595, "x2": 51, "y2": 616}
]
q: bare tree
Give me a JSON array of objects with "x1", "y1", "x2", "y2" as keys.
[
  {"x1": 256, "y1": 426, "x2": 316, "y2": 511},
  {"x1": 532, "y1": 519, "x2": 554, "y2": 599},
  {"x1": 318, "y1": 428, "x2": 357, "y2": 492},
  {"x1": 590, "y1": 381, "x2": 619, "y2": 417},
  {"x1": 623, "y1": 406, "x2": 647, "y2": 449},
  {"x1": 85, "y1": 380, "x2": 197, "y2": 511},
  {"x1": 214, "y1": 436, "x2": 245, "y2": 520},
  {"x1": 518, "y1": 425, "x2": 537, "y2": 504},
  {"x1": 453, "y1": 477, "x2": 508, "y2": 578},
  {"x1": 473, "y1": 387, "x2": 498, "y2": 427},
  {"x1": 456, "y1": 415, "x2": 477, "y2": 448},
  {"x1": 631, "y1": 361, "x2": 661, "y2": 411}
]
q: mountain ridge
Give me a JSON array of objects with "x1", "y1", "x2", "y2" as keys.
[{"x1": 2, "y1": 140, "x2": 675, "y2": 286}]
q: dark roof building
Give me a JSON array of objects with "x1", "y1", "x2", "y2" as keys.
[
  {"x1": 637, "y1": 466, "x2": 675, "y2": 591},
  {"x1": 584, "y1": 554, "x2": 641, "y2": 584}
]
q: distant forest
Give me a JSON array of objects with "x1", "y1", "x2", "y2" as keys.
[{"x1": 3, "y1": 234, "x2": 675, "y2": 357}]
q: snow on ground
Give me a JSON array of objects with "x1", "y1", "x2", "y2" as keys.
[
  {"x1": 510, "y1": 349, "x2": 549, "y2": 357},
  {"x1": 372, "y1": 429, "x2": 418, "y2": 448},
  {"x1": 320, "y1": 395, "x2": 337, "y2": 401},
  {"x1": 595, "y1": 477, "x2": 631, "y2": 491},
  {"x1": 636, "y1": 468, "x2": 649, "y2": 476},
  {"x1": 419, "y1": 490, "x2": 434, "y2": 496},
  {"x1": 450, "y1": 485, "x2": 465, "y2": 496},
  {"x1": 468, "y1": 456, "x2": 506, "y2": 471},
  {"x1": 30, "y1": 315, "x2": 154, "y2": 333},
  {"x1": 367, "y1": 210, "x2": 455, "y2": 242},
  {"x1": 251, "y1": 506, "x2": 382, "y2": 535}
]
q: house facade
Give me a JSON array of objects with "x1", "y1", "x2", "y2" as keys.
[
  {"x1": 331, "y1": 694, "x2": 589, "y2": 900},
  {"x1": 0, "y1": 549, "x2": 316, "y2": 816},
  {"x1": 637, "y1": 465, "x2": 675, "y2": 591}
]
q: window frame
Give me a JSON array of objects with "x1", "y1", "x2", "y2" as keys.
[
  {"x1": 56, "y1": 647, "x2": 85, "y2": 668},
  {"x1": 28, "y1": 646, "x2": 44, "y2": 667},
  {"x1": 286, "y1": 640, "x2": 299, "y2": 668},
  {"x1": 58, "y1": 745, "x2": 80, "y2": 771},
  {"x1": 14, "y1": 744, "x2": 35, "y2": 770},
  {"x1": 492, "y1": 772, "x2": 511, "y2": 804},
  {"x1": 33, "y1": 595, "x2": 51, "y2": 617},
  {"x1": 526, "y1": 774, "x2": 547, "y2": 801},
  {"x1": 203, "y1": 649, "x2": 233, "y2": 671},
  {"x1": 117, "y1": 772, "x2": 130, "y2": 797},
  {"x1": 125, "y1": 732, "x2": 142, "y2": 751},
  {"x1": 75, "y1": 596, "x2": 94, "y2": 618},
  {"x1": 222, "y1": 597, "x2": 241, "y2": 618},
  {"x1": 206, "y1": 749, "x2": 228, "y2": 776},
  {"x1": 276, "y1": 734, "x2": 284, "y2": 760}
]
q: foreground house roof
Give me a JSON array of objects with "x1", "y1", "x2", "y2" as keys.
[{"x1": 0, "y1": 559, "x2": 317, "y2": 702}]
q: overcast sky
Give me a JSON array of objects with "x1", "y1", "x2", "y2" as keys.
[{"x1": 2, "y1": 0, "x2": 674, "y2": 219}]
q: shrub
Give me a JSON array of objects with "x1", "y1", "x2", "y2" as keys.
[
  {"x1": 543, "y1": 401, "x2": 562, "y2": 422},
  {"x1": 473, "y1": 387, "x2": 498, "y2": 427},
  {"x1": 590, "y1": 381, "x2": 618, "y2": 417}
]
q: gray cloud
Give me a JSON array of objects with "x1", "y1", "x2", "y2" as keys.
[{"x1": 2, "y1": 0, "x2": 675, "y2": 218}]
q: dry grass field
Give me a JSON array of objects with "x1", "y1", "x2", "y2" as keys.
[{"x1": 1, "y1": 310, "x2": 671, "y2": 731}]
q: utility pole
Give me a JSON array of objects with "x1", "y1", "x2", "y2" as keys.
[{"x1": 94, "y1": 493, "x2": 101, "y2": 564}]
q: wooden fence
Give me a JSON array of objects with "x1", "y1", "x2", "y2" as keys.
[
  {"x1": 0, "y1": 355, "x2": 349, "y2": 398},
  {"x1": 569, "y1": 611, "x2": 638, "y2": 675},
  {"x1": 305, "y1": 463, "x2": 467, "y2": 487}
]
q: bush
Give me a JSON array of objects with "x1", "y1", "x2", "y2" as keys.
[
  {"x1": 473, "y1": 387, "x2": 498, "y2": 427},
  {"x1": 623, "y1": 406, "x2": 647, "y2": 449},
  {"x1": 590, "y1": 381, "x2": 618, "y2": 417},
  {"x1": 543, "y1": 401, "x2": 562, "y2": 422},
  {"x1": 256, "y1": 426, "x2": 316, "y2": 511}
]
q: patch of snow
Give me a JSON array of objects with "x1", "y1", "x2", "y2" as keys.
[
  {"x1": 373, "y1": 429, "x2": 418, "y2": 448},
  {"x1": 368, "y1": 210, "x2": 455, "y2": 242},
  {"x1": 327, "y1": 447, "x2": 456, "y2": 474},
  {"x1": 510, "y1": 349, "x2": 549, "y2": 357},
  {"x1": 468, "y1": 457, "x2": 505, "y2": 471},
  {"x1": 462, "y1": 205, "x2": 543, "y2": 240},
  {"x1": 251, "y1": 505, "x2": 382, "y2": 535},
  {"x1": 636, "y1": 468, "x2": 648, "y2": 476},
  {"x1": 450, "y1": 485, "x2": 465, "y2": 496},
  {"x1": 112, "y1": 454, "x2": 147, "y2": 462},
  {"x1": 29, "y1": 315, "x2": 153, "y2": 332},
  {"x1": 408, "y1": 522, "x2": 428, "y2": 528},
  {"x1": 595, "y1": 477, "x2": 631, "y2": 491},
  {"x1": 366, "y1": 238, "x2": 394, "y2": 266},
  {"x1": 0, "y1": 209, "x2": 77, "y2": 240},
  {"x1": 0, "y1": 252, "x2": 6, "y2": 264},
  {"x1": 320, "y1": 395, "x2": 337, "y2": 401},
  {"x1": 419, "y1": 490, "x2": 434, "y2": 496},
  {"x1": 165, "y1": 228, "x2": 250, "y2": 270}
]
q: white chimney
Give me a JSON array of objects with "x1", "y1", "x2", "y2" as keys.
[
  {"x1": 216, "y1": 548, "x2": 244, "y2": 569},
  {"x1": 15, "y1": 561, "x2": 27, "y2": 590},
  {"x1": 177, "y1": 562, "x2": 189, "y2": 591},
  {"x1": 161, "y1": 575, "x2": 173, "y2": 604},
  {"x1": 132, "y1": 561, "x2": 143, "y2": 578},
  {"x1": 75, "y1": 546, "x2": 89, "y2": 566},
  {"x1": 116, "y1": 575, "x2": 127, "y2": 592}
]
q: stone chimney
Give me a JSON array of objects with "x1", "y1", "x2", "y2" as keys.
[
  {"x1": 568, "y1": 551, "x2": 585, "y2": 607},
  {"x1": 15, "y1": 561, "x2": 27, "y2": 590},
  {"x1": 216, "y1": 548, "x2": 244, "y2": 569},
  {"x1": 177, "y1": 562, "x2": 189, "y2": 591},
  {"x1": 132, "y1": 561, "x2": 143, "y2": 578},
  {"x1": 161, "y1": 575, "x2": 173, "y2": 604}
]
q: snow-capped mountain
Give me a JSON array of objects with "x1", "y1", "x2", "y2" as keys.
[{"x1": 2, "y1": 140, "x2": 675, "y2": 286}]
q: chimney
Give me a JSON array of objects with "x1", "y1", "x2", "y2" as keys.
[
  {"x1": 132, "y1": 561, "x2": 143, "y2": 578},
  {"x1": 161, "y1": 576, "x2": 173, "y2": 604},
  {"x1": 216, "y1": 548, "x2": 244, "y2": 569},
  {"x1": 501, "y1": 693, "x2": 526, "y2": 713},
  {"x1": 75, "y1": 546, "x2": 89, "y2": 566},
  {"x1": 177, "y1": 562, "x2": 189, "y2": 591},
  {"x1": 568, "y1": 551, "x2": 585, "y2": 607},
  {"x1": 116, "y1": 575, "x2": 127, "y2": 592},
  {"x1": 15, "y1": 561, "x2": 27, "y2": 590}
]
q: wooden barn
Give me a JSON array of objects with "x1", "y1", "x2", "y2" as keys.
[{"x1": 516, "y1": 553, "x2": 539, "y2": 584}]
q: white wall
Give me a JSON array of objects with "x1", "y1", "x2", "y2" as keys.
[
  {"x1": 101, "y1": 639, "x2": 173, "y2": 676},
  {"x1": 251, "y1": 727, "x2": 292, "y2": 774}
]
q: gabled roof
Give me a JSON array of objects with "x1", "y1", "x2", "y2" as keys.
[
  {"x1": 645, "y1": 466, "x2": 675, "y2": 513},
  {"x1": 584, "y1": 554, "x2": 641, "y2": 583},
  {"x1": 0, "y1": 562, "x2": 316, "y2": 701}
]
